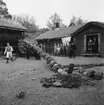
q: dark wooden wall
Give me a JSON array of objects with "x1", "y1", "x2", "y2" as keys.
[
  {"x1": 72, "y1": 25, "x2": 104, "y2": 57},
  {"x1": 38, "y1": 38, "x2": 62, "y2": 55},
  {"x1": 0, "y1": 29, "x2": 24, "y2": 53}
]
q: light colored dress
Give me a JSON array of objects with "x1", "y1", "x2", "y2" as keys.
[{"x1": 4, "y1": 46, "x2": 13, "y2": 58}]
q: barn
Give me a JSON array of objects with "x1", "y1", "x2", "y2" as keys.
[
  {"x1": 71, "y1": 21, "x2": 104, "y2": 57},
  {"x1": 0, "y1": 19, "x2": 26, "y2": 53},
  {"x1": 36, "y1": 25, "x2": 83, "y2": 55}
]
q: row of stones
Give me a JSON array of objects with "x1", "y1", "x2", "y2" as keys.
[
  {"x1": 64, "y1": 63, "x2": 104, "y2": 70},
  {"x1": 21, "y1": 40, "x2": 104, "y2": 75},
  {"x1": 31, "y1": 44, "x2": 67, "y2": 75}
]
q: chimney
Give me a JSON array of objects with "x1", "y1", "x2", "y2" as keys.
[{"x1": 55, "y1": 22, "x2": 60, "y2": 28}]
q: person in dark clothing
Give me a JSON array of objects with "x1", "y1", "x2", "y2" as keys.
[
  {"x1": 66, "y1": 44, "x2": 69, "y2": 56},
  {"x1": 63, "y1": 45, "x2": 67, "y2": 56},
  {"x1": 68, "y1": 41, "x2": 76, "y2": 58},
  {"x1": 60, "y1": 44, "x2": 62, "y2": 56},
  {"x1": 25, "y1": 44, "x2": 32, "y2": 59},
  {"x1": 71, "y1": 42, "x2": 76, "y2": 58},
  {"x1": 68, "y1": 42, "x2": 72, "y2": 58},
  {"x1": 60, "y1": 44, "x2": 65, "y2": 56}
]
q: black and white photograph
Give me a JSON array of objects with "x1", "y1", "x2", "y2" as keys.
[{"x1": 0, "y1": 0, "x2": 104, "y2": 104}]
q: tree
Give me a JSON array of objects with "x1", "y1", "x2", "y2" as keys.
[
  {"x1": 39, "y1": 28, "x2": 49, "y2": 33},
  {"x1": 12, "y1": 15, "x2": 39, "y2": 33},
  {"x1": 47, "y1": 13, "x2": 63, "y2": 30},
  {"x1": 69, "y1": 16, "x2": 76, "y2": 27},
  {"x1": 69, "y1": 16, "x2": 87, "y2": 27},
  {"x1": 0, "y1": 0, "x2": 12, "y2": 19}
]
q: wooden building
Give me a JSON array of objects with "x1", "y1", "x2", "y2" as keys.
[
  {"x1": 71, "y1": 21, "x2": 104, "y2": 57},
  {"x1": 36, "y1": 25, "x2": 83, "y2": 54},
  {"x1": 0, "y1": 19, "x2": 26, "y2": 53}
]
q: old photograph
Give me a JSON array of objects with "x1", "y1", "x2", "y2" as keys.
[{"x1": 0, "y1": 0, "x2": 104, "y2": 105}]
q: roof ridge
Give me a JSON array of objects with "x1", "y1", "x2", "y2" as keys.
[
  {"x1": 0, "y1": 18, "x2": 26, "y2": 30},
  {"x1": 36, "y1": 24, "x2": 82, "y2": 40}
]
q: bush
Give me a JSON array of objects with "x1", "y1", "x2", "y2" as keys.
[
  {"x1": 93, "y1": 72, "x2": 103, "y2": 80},
  {"x1": 41, "y1": 74, "x2": 82, "y2": 88},
  {"x1": 60, "y1": 74, "x2": 81, "y2": 88}
]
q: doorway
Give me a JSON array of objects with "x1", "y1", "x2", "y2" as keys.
[{"x1": 86, "y1": 34, "x2": 98, "y2": 53}]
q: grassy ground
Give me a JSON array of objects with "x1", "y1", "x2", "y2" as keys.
[
  {"x1": 0, "y1": 57, "x2": 104, "y2": 105},
  {"x1": 52, "y1": 56, "x2": 103, "y2": 65}
]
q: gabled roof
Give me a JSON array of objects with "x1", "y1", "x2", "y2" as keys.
[
  {"x1": 71, "y1": 21, "x2": 104, "y2": 37},
  {"x1": 0, "y1": 19, "x2": 26, "y2": 31},
  {"x1": 35, "y1": 25, "x2": 84, "y2": 40}
]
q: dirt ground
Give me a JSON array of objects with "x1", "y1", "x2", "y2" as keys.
[
  {"x1": 52, "y1": 56, "x2": 104, "y2": 65},
  {"x1": 0, "y1": 57, "x2": 104, "y2": 105}
]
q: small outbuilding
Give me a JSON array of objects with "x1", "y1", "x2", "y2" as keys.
[
  {"x1": 0, "y1": 19, "x2": 26, "y2": 53},
  {"x1": 71, "y1": 21, "x2": 104, "y2": 57}
]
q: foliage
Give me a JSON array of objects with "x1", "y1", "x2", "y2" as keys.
[
  {"x1": 83, "y1": 70, "x2": 103, "y2": 80},
  {"x1": 47, "y1": 13, "x2": 63, "y2": 30},
  {"x1": 24, "y1": 28, "x2": 49, "y2": 44},
  {"x1": 12, "y1": 15, "x2": 39, "y2": 33},
  {"x1": 39, "y1": 28, "x2": 49, "y2": 34},
  {"x1": 41, "y1": 69, "x2": 104, "y2": 89},
  {"x1": 12, "y1": 15, "x2": 49, "y2": 40},
  {"x1": 18, "y1": 40, "x2": 40, "y2": 59},
  {"x1": 0, "y1": 0, "x2": 12, "y2": 19},
  {"x1": 41, "y1": 74, "x2": 82, "y2": 88},
  {"x1": 16, "y1": 91, "x2": 25, "y2": 99},
  {"x1": 69, "y1": 16, "x2": 88, "y2": 27}
]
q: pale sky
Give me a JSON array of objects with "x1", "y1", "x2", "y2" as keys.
[{"x1": 4, "y1": 0, "x2": 104, "y2": 28}]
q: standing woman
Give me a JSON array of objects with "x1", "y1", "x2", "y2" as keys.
[
  {"x1": 4, "y1": 43, "x2": 13, "y2": 63},
  {"x1": 54, "y1": 44, "x2": 57, "y2": 56},
  {"x1": 88, "y1": 38, "x2": 93, "y2": 53},
  {"x1": 56, "y1": 44, "x2": 60, "y2": 56}
]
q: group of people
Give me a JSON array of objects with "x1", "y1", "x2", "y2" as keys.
[
  {"x1": 54, "y1": 44, "x2": 68, "y2": 56},
  {"x1": 54, "y1": 41, "x2": 76, "y2": 58}
]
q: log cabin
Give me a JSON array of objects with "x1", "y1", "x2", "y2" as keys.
[
  {"x1": 71, "y1": 21, "x2": 104, "y2": 57},
  {"x1": 0, "y1": 19, "x2": 26, "y2": 54}
]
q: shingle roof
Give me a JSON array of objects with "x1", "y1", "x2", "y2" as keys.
[
  {"x1": 0, "y1": 19, "x2": 26, "y2": 31},
  {"x1": 71, "y1": 21, "x2": 104, "y2": 37},
  {"x1": 35, "y1": 25, "x2": 84, "y2": 40}
]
